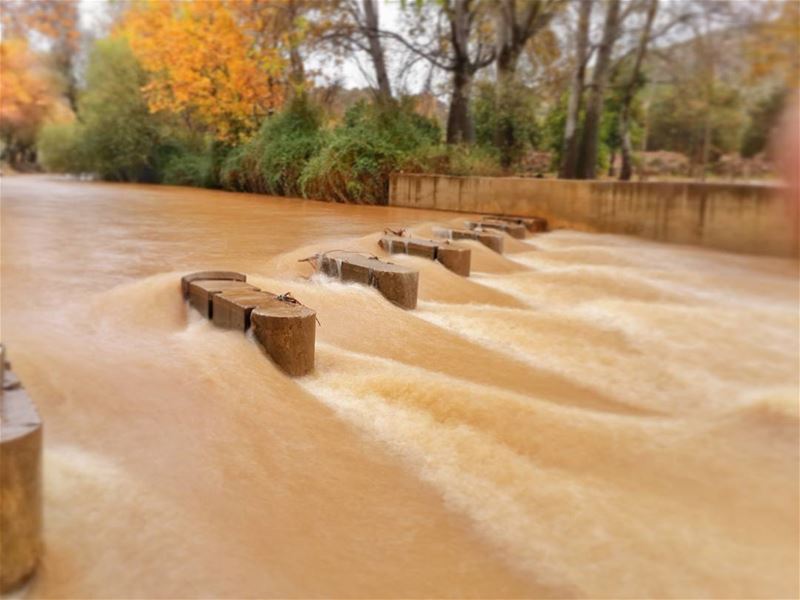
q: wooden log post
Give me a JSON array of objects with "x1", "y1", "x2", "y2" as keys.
[
  {"x1": 1, "y1": 345, "x2": 42, "y2": 593},
  {"x1": 187, "y1": 280, "x2": 259, "y2": 319},
  {"x1": 379, "y1": 236, "x2": 437, "y2": 259},
  {"x1": 489, "y1": 215, "x2": 548, "y2": 232},
  {"x1": 379, "y1": 235, "x2": 471, "y2": 277},
  {"x1": 467, "y1": 219, "x2": 527, "y2": 239},
  {"x1": 211, "y1": 290, "x2": 278, "y2": 331},
  {"x1": 436, "y1": 244, "x2": 471, "y2": 276},
  {"x1": 316, "y1": 252, "x2": 419, "y2": 309},
  {"x1": 432, "y1": 227, "x2": 504, "y2": 254},
  {"x1": 181, "y1": 271, "x2": 247, "y2": 299},
  {"x1": 251, "y1": 299, "x2": 316, "y2": 376},
  {"x1": 181, "y1": 273, "x2": 317, "y2": 376}
]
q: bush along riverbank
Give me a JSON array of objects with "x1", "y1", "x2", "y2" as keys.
[{"x1": 36, "y1": 40, "x2": 505, "y2": 204}]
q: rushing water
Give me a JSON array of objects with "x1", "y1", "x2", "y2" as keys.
[{"x1": 1, "y1": 175, "x2": 798, "y2": 598}]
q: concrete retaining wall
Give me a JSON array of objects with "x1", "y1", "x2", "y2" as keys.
[{"x1": 389, "y1": 174, "x2": 798, "y2": 257}]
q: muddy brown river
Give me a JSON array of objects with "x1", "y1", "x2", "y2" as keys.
[{"x1": 1, "y1": 175, "x2": 798, "y2": 598}]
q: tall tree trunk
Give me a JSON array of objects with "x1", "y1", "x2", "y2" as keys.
[
  {"x1": 446, "y1": 0, "x2": 475, "y2": 144},
  {"x1": 495, "y1": 68, "x2": 517, "y2": 169},
  {"x1": 560, "y1": 0, "x2": 592, "y2": 179},
  {"x1": 286, "y1": 0, "x2": 305, "y2": 96},
  {"x1": 576, "y1": 0, "x2": 621, "y2": 179},
  {"x1": 362, "y1": 0, "x2": 392, "y2": 103},
  {"x1": 494, "y1": 19, "x2": 522, "y2": 168},
  {"x1": 447, "y1": 68, "x2": 474, "y2": 144},
  {"x1": 289, "y1": 46, "x2": 305, "y2": 88},
  {"x1": 619, "y1": 0, "x2": 659, "y2": 181},
  {"x1": 494, "y1": 0, "x2": 562, "y2": 168}
]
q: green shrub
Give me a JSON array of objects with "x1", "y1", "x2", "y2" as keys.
[
  {"x1": 221, "y1": 95, "x2": 324, "y2": 196},
  {"x1": 37, "y1": 122, "x2": 86, "y2": 173},
  {"x1": 741, "y1": 87, "x2": 788, "y2": 158},
  {"x1": 407, "y1": 144, "x2": 502, "y2": 177},
  {"x1": 473, "y1": 81, "x2": 540, "y2": 169},
  {"x1": 77, "y1": 38, "x2": 160, "y2": 181},
  {"x1": 300, "y1": 99, "x2": 440, "y2": 204},
  {"x1": 162, "y1": 150, "x2": 214, "y2": 187}
]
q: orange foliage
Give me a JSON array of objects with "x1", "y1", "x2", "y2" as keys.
[
  {"x1": 229, "y1": 0, "x2": 340, "y2": 88},
  {"x1": 0, "y1": 0, "x2": 80, "y2": 101},
  {"x1": 0, "y1": 38, "x2": 62, "y2": 145},
  {"x1": 747, "y1": 1, "x2": 800, "y2": 87},
  {"x1": 0, "y1": 0, "x2": 80, "y2": 56},
  {"x1": 118, "y1": 1, "x2": 286, "y2": 142}
]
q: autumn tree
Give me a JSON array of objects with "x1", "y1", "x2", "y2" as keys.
[
  {"x1": 744, "y1": 0, "x2": 800, "y2": 88},
  {"x1": 0, "y1": 38, "x2": 62, "y2": 167},
  {"x1": 0, "y1": 0, "x2": 81, "y2": 110},
  {"x1": 118, "y1": 1, "x2": 286, "y2": 143}
]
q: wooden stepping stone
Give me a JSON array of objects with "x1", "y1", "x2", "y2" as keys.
[
  {"x1": 432, "y1": 227, "x2": 504, "y2": 254},
  {"x1": 1, "y1": 344, "x2": 42, "y2": 594},
  {"x1": 467, "y1": 219, "x2": 527, "y2": 239},
  {"x1": 314, "y1": 251, "x2": 419, "y2": 309},
  {"x1": 490, "y1": 215, "x2": 548, "y2": 232},
  {"x1": 181, "y1": 272, "x2": 317, "y2": 376},
  {"x1": 379, "y1": 235, "x2": 471, "y2": 277}
]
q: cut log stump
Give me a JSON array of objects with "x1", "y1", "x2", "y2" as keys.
[
  {"x1": 181, "y1": 271, "x2": 247, "y2": 298},
  {"x1": 212, "y1": 289, "x2": 277, "y2": 331},
  {"x1": 489, "y1": 215, "x2": 548, "y2": 232},
  {"x1": 379, "y1": 235, "x2": 471, "y2": 277},
  {"x1": 316, "y1": 251, "x2": 419, "y2": 309},
  {"x1": 1, "y1": 345, "x2": 42, "y2": 594},
  {"x1": 187, "y1": 280, "x2": 259, "y2": 319},
  {"x1": 181, "y1": 273, "x2": 317, "y2": 375},
  {"x1": 467, "y1": 219, "x2": 527, "y2": 239},
  {"x1": 432, "y1": 227, "x2": 504, "y2": 254},
  {"x1": 251, "y1": 300, "x2": 316, "y2": 376}
]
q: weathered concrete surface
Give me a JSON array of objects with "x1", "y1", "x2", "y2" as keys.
[
  {"x1": 251, "y1": 300, "x2": 316, "y2": 376},
  {"x1": 317, "y1": 252, "x2": 419, "y2": 309},
  {"x1": 467, "y1": 220, "x2": 527, "y2": 239},
  {"x1": 390, "y1": 174, "x2": 798, "y2": 257},
  {"x1": 212, "y1": 289, "x2": 277, "y2": 331},
  {"x1": 1, "y1": 346, "x2": 42, "y2": 593},
  {"x1": 188, "y1": 280, "x2": 259, "y2": 319},
  {"x1": 432, "y1": 227, "x2": 504, "y2": 254},
  {"x1": 181, "y1": 271, "x2": 247, "y2": 298},
  {"x1": 379, "y1": 235, "x2": 472, "y2": 276}
]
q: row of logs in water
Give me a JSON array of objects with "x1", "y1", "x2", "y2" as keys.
[
  {"x1": 0, "y1": 214, "x2": 547, "y2": 594},
  {"x1": 182, "y1": 215, "x2": 547, "y2": 376}
]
